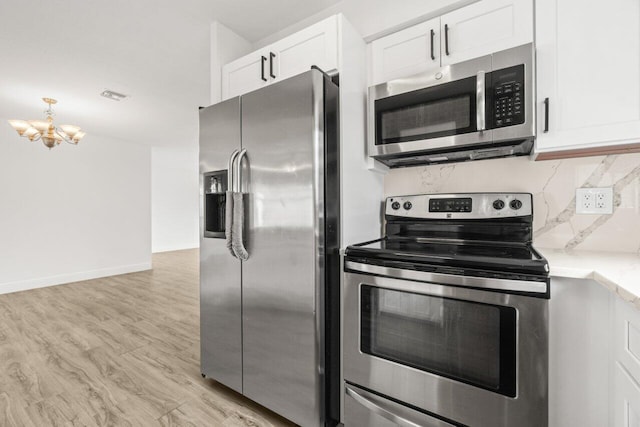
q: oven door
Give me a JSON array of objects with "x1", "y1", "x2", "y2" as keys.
[{"x1": 343, "y1": 264, "x2": 548, "y2": 427}]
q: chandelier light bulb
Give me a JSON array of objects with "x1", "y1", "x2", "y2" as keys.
[{"x1": 7, "y1": 98, "x2": 86, "y2": 149}]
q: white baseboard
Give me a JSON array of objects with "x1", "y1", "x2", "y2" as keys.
[
  {"x1": 0, "y1": 262, "x2": 152, "y2": 295},
  {"x1": 152, "y1": 244, "x2": 199, "y2": 253}
]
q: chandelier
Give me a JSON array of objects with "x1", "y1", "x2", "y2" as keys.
[{"x1": 8, "y1": 98, "x2": 86, "y2": 149}]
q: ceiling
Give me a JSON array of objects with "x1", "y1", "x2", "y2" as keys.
[{"x1": 0, "y1": 0, "x2": 340, "y2": 148}]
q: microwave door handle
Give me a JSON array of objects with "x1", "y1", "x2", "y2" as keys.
[
  {"x1": 476, "y1": 71, "x2": 486, "y2": 131},
  {"x1": 345, "y1": 385, "x2": 454, "y2": 427}
]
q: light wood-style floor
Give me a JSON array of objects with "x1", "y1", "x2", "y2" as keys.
[{"x1": 0, "y1": 249, "x2": 296, "y2": 426}]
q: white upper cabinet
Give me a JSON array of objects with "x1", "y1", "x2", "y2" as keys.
[
  {"x1": 535, "y1": 0, "x2": 640, "y2": 156},
  {"x1": 369, "y1": 18, "x2": 440, "y2": 86},
  {"x1": 222, "y1": 48, "x2": 271, "y2": 100},
  {"x1": 368, "y1": 0, "x2": 532, "y2": 86},
  {"x1": 222, "y1": 16, "x2": 338, "y2": 100},
  {"x1": 270, "y1": 17, "x2": 338, "y2": 82},
  {"x1": 440, "y1": 0, "x2": 533, "y2": 66}
]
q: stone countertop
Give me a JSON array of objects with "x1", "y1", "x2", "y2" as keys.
[{"x1": 539, "y1": 248, "x2": 640, "y2": 309}]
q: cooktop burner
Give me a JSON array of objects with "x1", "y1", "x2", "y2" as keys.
[{"x1": 345, "y1": 193, "x2": 550, "y2": 280}]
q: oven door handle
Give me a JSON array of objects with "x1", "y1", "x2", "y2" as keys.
[
  {"x1": 345, "y1": 261, "x2": 549, "y2": 294},
  {"x1": 346, "y1": 385, "x2": 456, "y2": 427}
]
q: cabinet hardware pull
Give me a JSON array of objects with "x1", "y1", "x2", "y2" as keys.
[
  {"x1": 261, "y1": 55, "x2": 267, "y2": 82},
  {"x1": 444, "y1": 24, "x2": 450, "y2": 56},
  {"x1": 269, "y1": 52, "x2": 276, "y2": 78},
  {"x1": 430, "y1": 29, "x2": 435, "y2": 60},
  {"x1": 544, "y1": 97, "x2": 550, "y2": 133}
]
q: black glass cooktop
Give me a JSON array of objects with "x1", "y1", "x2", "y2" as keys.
[{"x1": 345, "y1": 237, "x2": 549, "y2": 277}]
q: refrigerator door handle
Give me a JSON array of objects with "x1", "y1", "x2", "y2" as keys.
[
  {"x1": 235, "y1": 149, "x2": 247, "y2": 193},
  {"x1": 228, "y1": 149, "x2": 240, "y2": 190},
  {"x1": 232, "y1": 149, "x2": 249, "y2": 260},
  {"x1": 226, "y1": 149, "x2": 240, "y2": 259}
]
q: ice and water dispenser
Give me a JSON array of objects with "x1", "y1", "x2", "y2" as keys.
[{"x1": 203, "y1": 170, "x2": 227, "y2": 238}]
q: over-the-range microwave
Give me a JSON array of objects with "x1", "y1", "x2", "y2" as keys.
[{"x1": 368, "y1": 43, "x2": 535, "y2": 168}]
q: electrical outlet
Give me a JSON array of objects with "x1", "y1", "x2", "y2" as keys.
[{"x1": 576, "y1": 187, "x2": 614, "y2": 214}]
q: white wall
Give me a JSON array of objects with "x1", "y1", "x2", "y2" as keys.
[
  {"x1": 0, "y1": 119, "x2": 151, "y2": 294},
  {"x1": 210, "y1": 21, "x2": 252, "y2": 104},
  {"x1": 151, "y1": 147, "x2": 199, "y2": 253}
]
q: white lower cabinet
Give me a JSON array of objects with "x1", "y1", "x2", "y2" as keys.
[
  {"x1": 549, "y1": 277, "x2": 611, "y2": 427},
  {"x1": 613, "y1": 297, "x2": 640, "y2": 427},
  {"x1": 614, "y1": 362, "x2": 640, "y2": 427},
  {"x1": 550, "y1": 277, "x2": 640, "y2": 427}
]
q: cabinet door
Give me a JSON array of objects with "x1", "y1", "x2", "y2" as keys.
[
  {"x1": 612, "y1": 299, "x2": 640, "y2": 427},
  {"x1": 614, "y1": 298, "x2": 640, "y2": 390},
  {"x1": 270, "y1": 15, "x2": 338, "y2": 82},
  {"x1": 614, "y1": 362, "x2": 640, "y2": 427},
  {"x1": 222, "y1": 50, "x2": 269, "y2": 100},
  {"x1": 440, "y1": 0, "x2": 533, "y2": 66},
  {"x1": 369, "y1": 18, "x2": 440, "y2": 86},
  {"x1": 536, "y1": 0, "x2": 640, "y2": 154}
]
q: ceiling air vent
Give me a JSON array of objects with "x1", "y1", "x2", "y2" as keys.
[{"x1": 100, "y1": 90, "x2": 128, "y2": 101}]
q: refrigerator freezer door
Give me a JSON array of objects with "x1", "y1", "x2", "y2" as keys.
[
  {"x1": 241, "y1": 70, "x2": 327, "y2": 426},
  {"x1": 199, "y1": 98, "x2": 243, "y2": 393}
]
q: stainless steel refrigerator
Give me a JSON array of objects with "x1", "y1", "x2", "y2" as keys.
[{"x1": 199, "y1": 68, "x2": 340, "y2": 427}]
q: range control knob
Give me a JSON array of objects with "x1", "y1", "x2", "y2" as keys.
[
  {"x1": 493, "y1": 199, "x2": 505, "y2": 210},
  {"x1": 403, "y1": 201, "x2": 413, "y2": 210},
  {"x1": 391, "y1": 201, "x2": 401, "y2": 210},
  {"x1": 510, "y1": 199, "x2": 523, "y2": 210}
]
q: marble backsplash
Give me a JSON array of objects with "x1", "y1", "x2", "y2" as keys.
[{"x1": 384, "y1": 153, "x2": 640, "y2": 253}]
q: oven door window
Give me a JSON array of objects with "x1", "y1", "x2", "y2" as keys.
[
  {"x1": 361, "y1": 285, "x2": 516, "y2": 397},
  {"x1": 375, "y1": 76, "x2": 478, "y2": 145}
]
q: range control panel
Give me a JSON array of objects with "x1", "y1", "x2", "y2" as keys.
[
  {"x1": 386, "y1": 193, "x2": 533, "y2": 219},
  {"x1": 492, "y1": 65, "x2": 525, "y2": 128},
  {"x1": 429, "y1": 197, "x2": 472, "y2": 213}
]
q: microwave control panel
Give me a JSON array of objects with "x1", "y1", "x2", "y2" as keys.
[{"x1": 492, "y1": 65, "x2": 525, "y2": 128}]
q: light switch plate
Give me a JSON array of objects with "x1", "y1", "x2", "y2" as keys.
[{"x1": 576, "y1": 187, "x2": 613, "y2": 214}]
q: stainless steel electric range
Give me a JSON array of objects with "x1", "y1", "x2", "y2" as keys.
[{"x1": 343, "y1": 193, "x2": 549, "y2": 427}]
